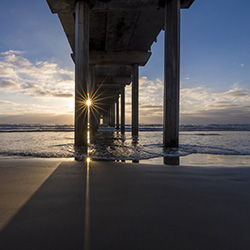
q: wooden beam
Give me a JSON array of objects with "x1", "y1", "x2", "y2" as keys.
[
  {"x1": 163, "y1": 0, "x2": 180, "y2": 148},
  {"x1": 89, "y1": 51, "x2": 151, "y2": 66}
]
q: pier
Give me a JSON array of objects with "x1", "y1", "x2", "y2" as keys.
[{"x1": 46, "y1": 0, "x2": 195, "y2": 148}]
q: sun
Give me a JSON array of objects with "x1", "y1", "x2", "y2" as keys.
[{"x1": 86, "y1": 99, "x2": 91, "y2": 106}]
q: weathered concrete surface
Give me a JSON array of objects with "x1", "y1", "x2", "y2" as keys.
[
  {"x1": 164, "y1": 0, "x2": 180, "y2": 147},
  {"x1": 89, "y1": 51, "x2": 151, "y2": 66},
  {"x1": 75, "y1": 1, "x2": 89, "y2": 147},
  {"x1": 132, "y1": 64, "x2": 139, "y2": 136},
  {"x1": 47, "y1": 0, "x2": 195, "y2": 145},
  {"x1": 47, "y1": 0, "x2": 195, "y2": 14},
  {"x1": 116, "y1": 96, "x2": 120, "y2": 130},
  {"x1": 121, "y1": 86, "x2": 125, "y2": 134},
  {"x1": 1, "y1": 159, "x2": 250, "y2": 250}
]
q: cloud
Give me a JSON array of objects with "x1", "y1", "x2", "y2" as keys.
[
  {"x1": 0, "y1": 100, "x2": 17, "y2": 105},
  {"x1": 1, "y1": 50, "x2": 250, "y2": 125},
  {"x1": 0, "y1": 50, "x2": 24, "y2": 56},
  {"x1": 0, "y1": 113, "x2": 73, "y2": 125},
  {"x1": 125, "y1": 76, "x2": 250, "y2": 124},
  {"x1": 180, "y1": 86, "x2": 250, "y2": 124},
  {"x1": 140, "y1": 105, "x2": 162, "y2": 109},
  {"x1": 221, "y1": 88, "x2": 249, "y2": 97},
  {"x1": 0, "y1": 50, "x2": 74, "y2": 98},
  {"x1": 0, "y1": 79, "x2": 18, "y2": 89},
  {"x1": 22, "y1": 84, "x2": 73, "y2": 98}
]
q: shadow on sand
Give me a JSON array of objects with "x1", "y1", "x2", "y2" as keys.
[{"x1": 0, "y1": 161, "x2": 87, "y2": 250}]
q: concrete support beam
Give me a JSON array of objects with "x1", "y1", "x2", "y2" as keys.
[
  {"x1": 132, "y1": 64, "x2": 139, "y2": 136},
  {"x1": 90, "y1": 51, "x2": 151, "y2": 66},
  {"x1": 47, "y1": 0, "x2": 194, "y2": 13},
  {"x1": 95, "y1": 76, "x2": 132, "y2": 85},
  {"x1": 75, "y1": 1, "x2": 90, "y2": 148},
  {"x1": 95, "y1": 66, "x2": 132, "y2": 77},
  {"x1": 110, "y1": 103, "x2": 116, "y2": 127},
  {"x1": 163, "y1": 0, "x2": 180, "y2": 148},
  {"x1": 116, "y1": 97, "x2": 119, "y2": 130},
  {"x1": 103, "y1": 109, "x2": 110, "y2": 126},
  {"x1": 89, "y1": 66, "x2": 99, "y2": 139},
  {"x1": 96, "y1": 84, "x2": 125, "y2": 89},
  {"x1": 121, "y1": 87, "x2": 125, "y2": 134}
]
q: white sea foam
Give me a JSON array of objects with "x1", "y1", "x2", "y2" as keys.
[{"x1": 0, "y1": 124, "x2": 250, "y2": 160}]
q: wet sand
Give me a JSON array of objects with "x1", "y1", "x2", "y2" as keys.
[{"x1": 1, "y1": 158, "x2": 250, "y2": 250}]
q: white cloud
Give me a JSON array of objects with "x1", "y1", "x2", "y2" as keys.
[
  {"x1": 0, "y1": 50, "x2": 24, "y2": 56},
  {"x1": 0, "y1": 50, "x2": 74, "y2": 98},
  {"x1": 0, "y1": 100, "x2": 17, "y2": 105},
  {"x1": 1, "y1": 50, "x2": 250, "y2": 125},
  {"x1": 180, "y1": 86, "x2": 250, "y2": 123},
  {"x1": 125, "y1": 76, "x2": 250, "y2": 124},
  {"x1": 0, "y1": 79, "x2": 19, "y2": 89}
]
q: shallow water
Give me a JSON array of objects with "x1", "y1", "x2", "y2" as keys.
[{"x1": 0, "y1": 124, "x2": 250, "y2": 166}]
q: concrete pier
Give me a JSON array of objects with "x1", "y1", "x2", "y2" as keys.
[
  {"x1": 164, "y1": 0, "x2": 180, "y2": 147},
  {"x1": 116, "y1": 96, "x2": 119, "y2": 130},
  {"x1": 74, "y1": 1, "x2": 90, "y2": 148},
  {"x1": 110, "y1": 103, "x2": 115, "y2": 127},
  {"x1": 132, "y1": 64, "x2": 139, "y2": 136},
  {"x1": 103, "y1": 109, "x2": 110, "y2": 126},
  {"x1": 121, "y1": 86, "x2": 125, "y2": 134},
  {"x1": 47, "y1": 0, "x2": 195, "y2": 147}
]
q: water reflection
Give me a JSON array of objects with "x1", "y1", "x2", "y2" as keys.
[
  {"x1": 132, "y1": 160, "x2": 139, "y2": 163},
  {"x1": 164, "y1": 156, "x2": 180, "y2": 165},
  {"x1": 132, "y1": 135, "x2": 139, "y2": 145},
  {"x1": 75, "y1": 146, "x2": 88, "y2": 161}
]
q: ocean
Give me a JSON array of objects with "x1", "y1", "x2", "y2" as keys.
[{"x1": 1, "y1": 124, "x2": 250, "y2": 166}]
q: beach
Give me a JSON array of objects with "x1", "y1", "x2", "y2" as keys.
[{"x1": 1, "y1": 158, "x2": 250, "y2": 250}]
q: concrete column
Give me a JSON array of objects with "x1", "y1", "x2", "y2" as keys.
[
  {"x1": 110, "y1": 103, "x2": 115, "y2": 127},
  {"x1": 103, "y1": 108, "x2": 110, "y2": 125},
  {"x1": 132, "y1": 64, "x2": 139, "y2": 136},
  {"x1": 75, "y1": 1, "x2": 90, "y2": 148},
  {"x1": 97, "y1": 112, "x2": 100, "y2": 127},
  {"x1": 121, "y1": 87, "x2": 125, "y2": 134},
  {"x1": 163, "y1": 0, "x2": 180, "y2": 148},
  {"x1": 89, "y1": 66, "x2": 98, "y2": 137},
  {"x1": 116, "y1": 96, "x2": 119, "y2": 130}
]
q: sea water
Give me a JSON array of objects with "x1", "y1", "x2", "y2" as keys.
[{"x1": 0, "y1": 124, "x2": 250, "y2": 166}]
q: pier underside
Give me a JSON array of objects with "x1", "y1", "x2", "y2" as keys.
[{"x1": 46, "y1": 0, "x2": 195, "y2": 148}]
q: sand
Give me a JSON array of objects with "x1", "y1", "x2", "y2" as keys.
[{"x1": 1, "y1": 158, "x2": 250, "y2": 250}]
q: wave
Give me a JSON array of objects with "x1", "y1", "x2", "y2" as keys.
[
  {"x1": 1, "y1": 123, "x2": 250, "y2": 133},
  {"x1": 0, "y1": 124, "x2": 74, "y2": 133}
]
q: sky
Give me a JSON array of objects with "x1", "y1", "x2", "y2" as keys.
[{"x1": 1, "y1": 0, "x2": 250, "y2": 124}]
